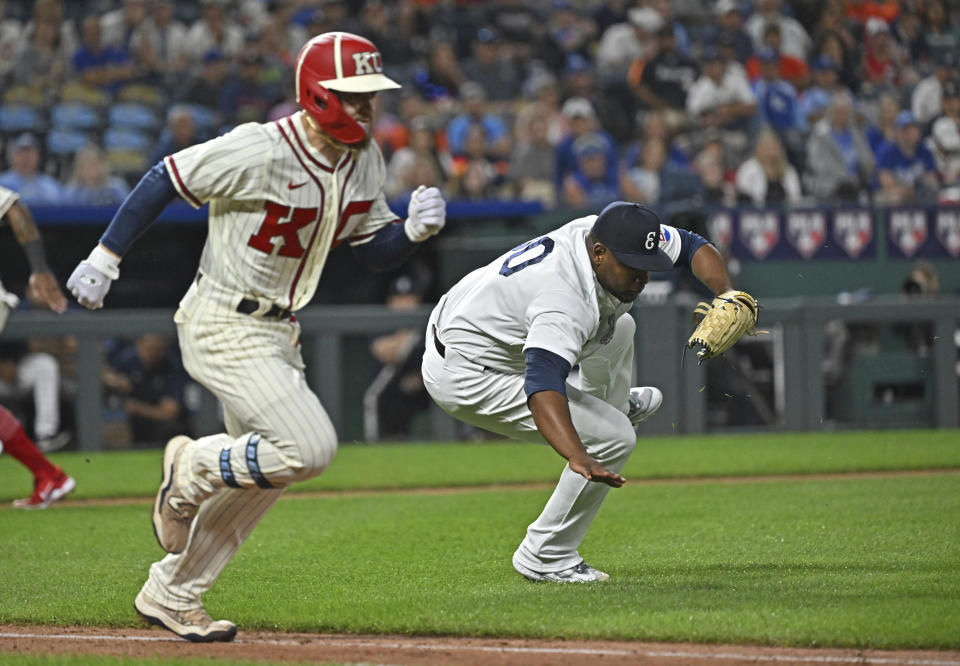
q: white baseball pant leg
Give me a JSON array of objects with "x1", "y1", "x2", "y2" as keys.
[
  {"x1": 143, "y1": 309, "x2": 336, "y2": 608},
  {"x1": 422, "y1": 313, "x2": 638, "y2": 573},
  {"x1": 17, "y1": 352, "x2": 60, "y2": 440}
]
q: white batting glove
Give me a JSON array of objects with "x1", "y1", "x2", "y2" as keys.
[
  {"x1": 403, "y1": 185, "x2": 446, "y2": 242},
  {"x1": 67, "y1": 245, "x2": 120, "y2": 310}
]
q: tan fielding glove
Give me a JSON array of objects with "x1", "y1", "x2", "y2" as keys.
[{"x1": 687, "y1": 290, "x2": 762, "y2": 362}]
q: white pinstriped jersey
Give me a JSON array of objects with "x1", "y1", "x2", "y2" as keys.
[
  {"x1": 0, "y1": 185, "x2": 18, "y2": 219},
  {"x1": 435, "y1": 216, "x2": 684, "y2": 373},
  {"x1": 164, "y1": 111, "x2": 400, "y2": 311}
]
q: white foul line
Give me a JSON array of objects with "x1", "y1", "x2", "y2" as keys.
[{"x1": 1, "y1": 632, "x2": 958, "y2": 666}]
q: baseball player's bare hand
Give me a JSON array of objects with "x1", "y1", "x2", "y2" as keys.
[
  {"x1": 27, "y1": 272, "x2": 68, "y2": 313},
  {"x1": 568, "y1": 453, "x2": 625, "y2": 488},
  {"x1": 404, "y1": 185, "x2": 446, "y2": 242}
]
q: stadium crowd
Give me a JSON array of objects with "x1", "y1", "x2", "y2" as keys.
[{"x1": 0, "y1": 0, "x2": 958, "y2": 213}]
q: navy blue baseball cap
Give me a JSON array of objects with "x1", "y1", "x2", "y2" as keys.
[{"x1": 591, "y1": 202, "x2": 673, "y2": 271}]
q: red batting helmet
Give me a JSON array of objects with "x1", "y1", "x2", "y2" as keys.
[{"x1": 295, "y1": 32, "x2": 401, "y2": 144}]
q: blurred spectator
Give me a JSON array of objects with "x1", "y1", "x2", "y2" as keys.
[
  {"x1": 873, "y1": 111, "x2": 940, "y2": 204},
  {"x1": 751, "y1": 48, "x2": 806, "y2": 162},
  {"x1": 842, "y1": 0, "x2": 900, "y2": 24},
  {"x1": 911, "y1": 53, "x2": 958, "y2": 126},
  {"x1": 894, "y1": 9, "x2": 928, "y2": 66},
  {"x1": 386, "y1": 116, "x2": 450, "y2": 199},
  {"x1": 10, "y1": 17, "x2": 70, "y2": 93},
  {"x1": 102, "y1": 333, "x2": 190, "y2": 446},
  {"x1": 710, "y1": 3, "x2": 753, "y2": 63},
  {"x1": 373, "y1": 89, "x2": 429, "y2": 161},
  {"x1": 922, "y1": 0, "x2": 958, "y2": 65},
  {"x1": 73, "y1": 15, "x2": 135, "y2": 94},
  {"x1": 262, "y1": 0, "x2": 309, "y2": 64},
  {"x1": 445, "y1": 82, "x2": 510, "y2": 158},
  {"x1": 562, "y1": 53, "x2": 633, "y2": 144},
  {"x1": 693, "y1": 134, "x2": 737, "y2": 207},
  {"x1": 928, "y1": 80, "x2": 960, "y2": 189},
  {"x1": 415, "y1": 40, "x2": 465, "y2": 102},
  {"x1": 462, "y1": 27, "x2": 521, "y2": 102},
  {"x1": 554, "y1": 97, "x2": 617, "y2": 191},
  {"x1": 622, "y1": 110, "x2": 690, "y2": 176},
  {"x1": 561, "y1": 132, "x2": 620, "y2": 209},
  {"x1": 221, "y1": 50, "x2": 278, "y2": 125},
  {"x1": 620, "y1": 137, "x2": 666, "y2": 204},
  {"x1": 0, "y1": 0, "x2": 23, "y2": 81},
  {"x1": 129, "y1": 0, "x2": 189, "y2": 86},
  {"x1": 449, "y1": 123, "x2": 506, "y2": 200},
  {"x1": 364, "y1": 274, "x2": 430, "y2": 441},
  {"x1": 813, "y1": 28, "x2": 860, "y2": 94},
  {"x1": 686, "y1": 46, "x2": 756, "y2": 132},
  {"x1": 745, "y1": 23, "x2": 809, "y2": 88},
  {"x1": 149, "y1": 105, "x2": 201, "y2": 165},
  {"x1": 100, "y1": 0, "x2": 149, "y2": 52},
  {"x1": 649, "y1": 0, "x2": 692, "y2": 56},
  {"x1": 22, "y1": 0, "x2": 78, "y2": 64},
  {"x1": 799, "y1": 55, "x2": 849, "y2": 126},
  {"x1": 185, "y1": 0, "x2": 244, "y2": 61},
  {"x1": 542, "y1": 0, "x2": 597, "y2": 73},
  {"x1": 862, "y1": 17, "x2": 908, "y2": 91},
  {"x1": 356, "y1": 0, "x2": 416, "y2": 69},
  {"x1": 630, "y1": 21, "x2": 698, "y2": 129},
  {"x1": 0, "y1": 134, "x2": 64, "y2": 206},
  {"x1": 745, "y1": 0, "x2": 812, "y2": 60},
  {"x1": 509, "y1": 113, "x2": 557, "y2": 207},
  {"x1": 866, "y1": 91, "x2": 900, "y2": 154},
  {"x1": 805, "y1": 92, "x2": 874, "y2": 202},
  {"x1": 177, "y1": 49, "x2": 231, "y2": 121},
  {"x1": 518, "y1": 72, "x2": 566, "y2": 146},
  {"x1": 63, "y1": 145, "x2": 131, "y2": 206},
  {"x1": 735, "y1": 126, "x2": 803, "y2": 206},
  {"x1": 595, "y1": 6, "x2": 659, "y2": 78}
]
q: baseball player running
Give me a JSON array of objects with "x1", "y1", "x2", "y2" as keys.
[
  {"x1": 66, "y1": 33, "x2": 445, "y2": 641},
  {"x1": 0, "y1": 184, "x2": 74, "y2": 508},
  {"x1": 423, "y1": 202, "x2": 738, "y2": 583}
]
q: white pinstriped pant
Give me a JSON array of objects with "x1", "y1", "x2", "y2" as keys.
[
  {"x1": 422, "y1": 311, "x2": 638, "y2": 573},
  {"x1": 143, "y1": 285, "x2": 336, "y2": 609}
]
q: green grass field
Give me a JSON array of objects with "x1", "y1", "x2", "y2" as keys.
[{"x1": 1, "y1": 430, "x2": 959, "y2": 652}]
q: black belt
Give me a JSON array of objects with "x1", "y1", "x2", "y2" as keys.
[
  {"x1": 432, "y1": 325, "x2": 446, "y2": 358},
  {"x1": 237, "y1": 298, "x2": 292, "y2": 320}
]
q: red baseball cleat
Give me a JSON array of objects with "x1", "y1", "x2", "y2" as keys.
[{"x1": 13, "y1": 469, "x2": 76, "y2": 509}]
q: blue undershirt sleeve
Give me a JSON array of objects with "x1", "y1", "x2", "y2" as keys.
[
  {"x1": 99, "y1": 161, "x2": 179, "y2": 256},
  {"x1": 350, "y1": 221, "x2": 419, "y2": 272},
  {"x1": 524, "y1": 347, "x2": 572, "y2": 398},
  {"x1": 675, "y1": 228, "x2": 710, "y2": 267}
]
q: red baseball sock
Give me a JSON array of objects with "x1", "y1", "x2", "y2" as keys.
[{"x1": 0, "y1": 405, "x2": 57, "y2": 479}]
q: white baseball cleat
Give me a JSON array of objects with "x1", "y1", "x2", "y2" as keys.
[
  {"x1": 135, "y1": 587, "x2": 237, "y2": 643},
  {"x1": 512, "y1": 553, "x2": 610, "y2": 583},
  {"x1": 152, "y1": 435, "x2": 197, "y2": 554},
  {"x1": 627, "y1": 386, "x2": 663, "y2": 426}
]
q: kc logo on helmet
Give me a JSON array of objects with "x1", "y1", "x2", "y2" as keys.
[{"x1": 352, "y1": 51, "x2": 384, "y2": 75}]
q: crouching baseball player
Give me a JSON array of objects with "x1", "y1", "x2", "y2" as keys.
[
  {"x1": 66, "y1": 33, "x2": 445, "y2": 641},
  {"x1": 423, "y1": 202, "x2": 756, "y2": 583}
]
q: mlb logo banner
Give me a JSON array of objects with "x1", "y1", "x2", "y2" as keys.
[
  {"x1": 932, "y1": 208, "x2": 960, "y2": 258},
  {"x1": 832, "y1": 209, "x2": 875, "y2": 259},
  {"x1": 887, "y1": 208, "x2": 931, "y2": 258},
  {"x1": 706, "y1": 211, "x2": 734, "y2": 252},
  {"x1": 785, "y1": 210, "x2": 828, "y2": 259},
  {"x1": 736, "y1": 210, "x2": 782, "y2": 259}
]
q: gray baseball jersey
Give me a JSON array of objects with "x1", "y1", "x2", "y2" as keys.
[{"x1": 423, "y1": 215, "x2": 683, "y2": 574}]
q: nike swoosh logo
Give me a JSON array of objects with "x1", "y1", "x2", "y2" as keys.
[{"x1": 287, "y1": 181, "x2": 308, "y2": 190}]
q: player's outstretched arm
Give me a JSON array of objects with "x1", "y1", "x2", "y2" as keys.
[
  {"x1": 689, "y1": 243, "x2": 734, "y2": 296},
  {"x1": 528, "y1": 390, "x2": 625, "y2": 488},
  {"x1": 4, "y1": 201, "x2": 67, "y2": 313},
  {"x1": 67, "y1": 162, "x2": 179, "y2": 309}
]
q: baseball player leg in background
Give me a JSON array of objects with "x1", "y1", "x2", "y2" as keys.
[{"x1": 423, "y1": 312, "x2": 646, "y2": 579}]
